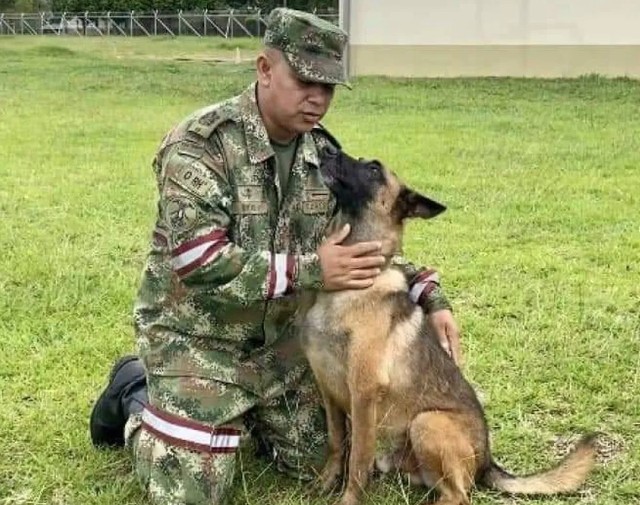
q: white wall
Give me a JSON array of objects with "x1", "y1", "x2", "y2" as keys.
[{"x1": 346, "y1": 0, "x2": 640, "y2": 46}]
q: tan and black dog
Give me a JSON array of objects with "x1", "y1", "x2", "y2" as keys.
[{"x1": 298, "y1": 147, "x2": 597, "y2": 505}]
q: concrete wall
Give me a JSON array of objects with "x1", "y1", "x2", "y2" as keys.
[{"x1": 342, "y1": 0, "x2": 640, "y2": 78}]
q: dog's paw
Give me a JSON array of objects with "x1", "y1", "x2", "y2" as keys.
[
  {"x1": 335, "y1": 491, "x2": 360, "y2": 505},
  {"x1": 318, "y1": 472, "x2": 343, "y2": 495},
  {"x1": 318, "y1": 459, "x2": 344, "y2": 494}
]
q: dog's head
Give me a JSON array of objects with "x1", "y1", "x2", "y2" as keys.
[{"x1": 319, "y1": 146, "x2": 446, "y2": 253}]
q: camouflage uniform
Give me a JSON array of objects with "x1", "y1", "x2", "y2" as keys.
[{"x1": 124, "y1": 8, "x2": 452, "y2": 505}]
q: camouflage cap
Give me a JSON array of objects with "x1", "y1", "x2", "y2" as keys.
[{"x1": 264, "y1": 7, "x2": 351, "y2": 88}]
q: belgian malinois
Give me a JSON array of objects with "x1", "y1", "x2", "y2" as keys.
[{"x1": 298, "y1": 147, "x2": 597, "y2": 505}]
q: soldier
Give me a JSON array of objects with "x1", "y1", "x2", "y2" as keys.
[{"x1": 89, "y1": 7, "x2": 462, "y2": 505}]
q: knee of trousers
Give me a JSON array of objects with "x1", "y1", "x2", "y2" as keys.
[{"x1": 128, "y1": 412, "x2": 243, "y2": 505}]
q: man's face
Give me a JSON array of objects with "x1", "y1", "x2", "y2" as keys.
[{"x1": 258, "y1": 50, "x2": 336, "y2": 137}]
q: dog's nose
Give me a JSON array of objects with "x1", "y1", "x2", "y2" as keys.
[{"x1": 322, "y1": 145, "x2": 339, "y2": 157}]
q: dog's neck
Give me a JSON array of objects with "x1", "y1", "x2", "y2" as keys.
[{"x1": 335, "y1": 214, "x2": 402, "y2": 268}]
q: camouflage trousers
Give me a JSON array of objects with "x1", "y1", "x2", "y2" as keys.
[{"x1": 123, "y1": 364, "x2": 327, "y2": 505}]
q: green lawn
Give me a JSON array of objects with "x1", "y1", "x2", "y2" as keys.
[{"x1": 0, "y1": 37, "x2": 638, "y2": 505}]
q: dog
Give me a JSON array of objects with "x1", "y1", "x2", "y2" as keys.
[{"x1": 297, "y1": 146, "x2": 597, "y2": 505}]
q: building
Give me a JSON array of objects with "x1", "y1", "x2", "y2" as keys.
[{"x1": 339, "y1": 0, "x2": 640, "y2": 78}]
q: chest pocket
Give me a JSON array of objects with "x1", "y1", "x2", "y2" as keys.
[
  {"x1": 230, "y1": 184, "x2": 271, "y2": 250},
  {"x1": 290, "y1": 172, "x2": 336, "y2": 253},
  {"x1": 302, "y1": 188, "x2": 332, "y2": 215}
]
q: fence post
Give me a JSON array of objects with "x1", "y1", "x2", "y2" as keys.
[
  {"x1": 203, "y1": 9, "x2": 206, "y2": 36},
  {"x1": 178, "y1": 9, "x2": 181, "y2": 36},
  {"x1": 154, "y1": 10, "x2": 157, "y2": 36},
  {"x1": 130, "y1": 11, "x2": 133, "y2": 36}
]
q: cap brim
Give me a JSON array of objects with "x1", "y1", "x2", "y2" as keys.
[{"x1": 284, "y1": 51, "x2": 352, "y2": 90}]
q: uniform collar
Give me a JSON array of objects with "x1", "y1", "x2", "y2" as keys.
[
  {"x1": 239, "y1": 82, "x2": 319, "y2": 168},
  {"x1": 300, "y1": 129, "x2": 320, "y2": 168}
]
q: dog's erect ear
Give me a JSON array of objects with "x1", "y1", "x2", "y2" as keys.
[{"x1": 397, "y1": 187, "x2": 447, "y2": 220}]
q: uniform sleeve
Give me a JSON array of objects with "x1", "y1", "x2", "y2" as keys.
[
  {"x1": 156, "y1": 135, "x2": 324, "y2": 305},
  {"x1": 391, "y1": 255, "x2": 453, "y2": 314}
]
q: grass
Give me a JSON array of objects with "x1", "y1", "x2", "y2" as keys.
[{"x1": 0, "y1": 36, "x2": 639, "y2": 505}]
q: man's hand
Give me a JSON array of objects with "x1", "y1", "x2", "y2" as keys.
[
  {"x1": 427, "y1": 309, "x2": 462, "y2": 366},
  {"x1": 318, "y1": 224, "x2": 386, "y2": 291}
]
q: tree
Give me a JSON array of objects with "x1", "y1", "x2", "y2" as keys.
[
  {"x1": 225, "y1": 1, "x2": 336, "y2": 10},
  {"x1": 0, "y1": 0, "x2": 50, "y2": 12},
  {"x1": 50, "y1": 0, "x2": 227, "y2": 11},
  {"x1": 43, "y1": 0, "x2": 337, "y2": 12}
]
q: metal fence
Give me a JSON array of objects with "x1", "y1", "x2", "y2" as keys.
[{"x1": 0, "y1": 10, "x2": 338, "y2": 37}]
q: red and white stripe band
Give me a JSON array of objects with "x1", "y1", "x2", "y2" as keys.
[
  {"x1": 141, "y1": 404, "x2": 241, "y2": 454},
  {"x1": 409, "y1": 270, "x2": 440, "y2": 305},
  {"x1": 266, "y1": 252, "x2": 295, "y2": 299},
  {"x1": 171, "y1": 229, "x2": 228, "y2": 278}
]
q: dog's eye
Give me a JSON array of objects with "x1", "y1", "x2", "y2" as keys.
[{"x1": 370, "y1": 161, "x2": 381, "y2": 171}]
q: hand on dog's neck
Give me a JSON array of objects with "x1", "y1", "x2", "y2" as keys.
[{"x1": 332, "y1": 213, "x2": 401, "y2": 267}]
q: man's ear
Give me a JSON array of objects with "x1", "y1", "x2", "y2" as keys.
[
  {"x1": 256, "y1": 52, "x2": 272, "y2": 87},
  {"x1": 397, "y1": 187, "x2": 447, "y2": 220}
]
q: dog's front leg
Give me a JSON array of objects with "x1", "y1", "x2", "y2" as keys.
[
  {"x1": 319, "y1": 387, "x2": 347, "y2": 493},
  {"x1": 337, "y1": 314, "x2": 391, "y2": 505},
  {"x1": 340, "y1": 390, "x2": 378, "y2": 505}
]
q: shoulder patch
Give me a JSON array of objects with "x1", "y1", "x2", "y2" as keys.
[
  {"x1": 169, "y1": 160, "x2": 216, "y2": 199},
  {"x1": 164, "y1": 197, "x2": 199, "y2": 233}
]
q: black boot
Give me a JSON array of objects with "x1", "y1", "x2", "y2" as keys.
[{"x1": 90, "y1": 355, "x2": 148, "y2": 448}]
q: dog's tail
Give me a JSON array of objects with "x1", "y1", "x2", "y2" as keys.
[{"x1": 482, "y1": 434, "x2": 597, "y2": 495}]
